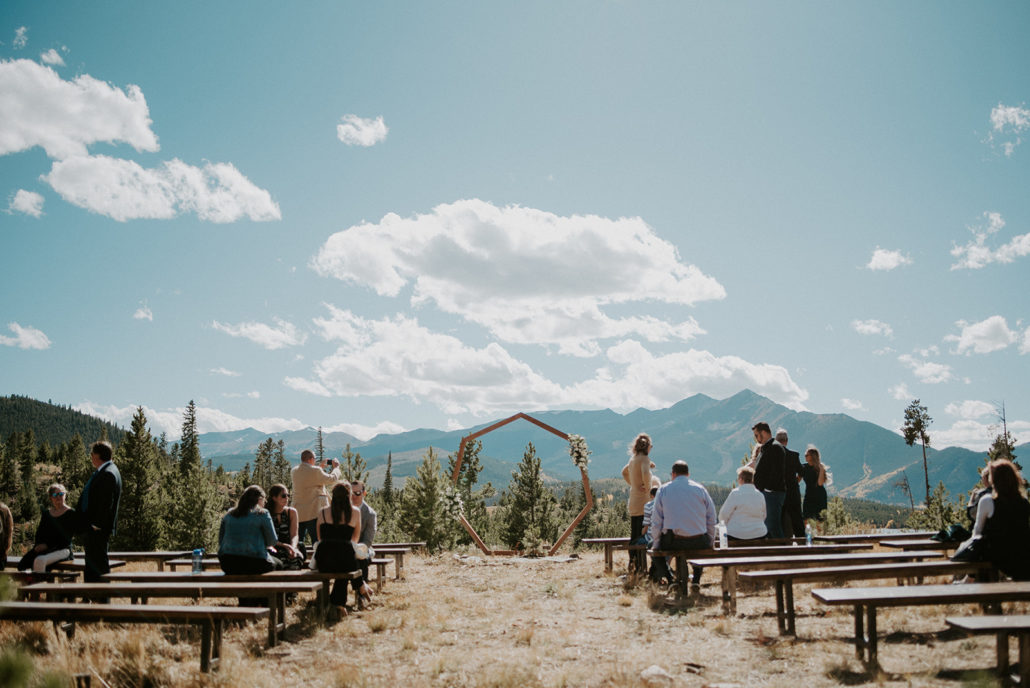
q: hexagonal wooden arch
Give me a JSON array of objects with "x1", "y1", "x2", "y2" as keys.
[{"x1": 450, "y1": 412, "x2": 593, "y2": 556}]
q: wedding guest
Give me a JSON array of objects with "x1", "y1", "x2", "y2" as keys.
[
  {"x1": 315, "y1": 482, "x2": 362, "y2": 610},
  {"x1": 350, "y1": 480, "x2": 376, "y2": 604},
  {"x1": 801, "y1": 446, "x2": 828, "y2": 521},
  {"x1": 218, "y1": 485, "x2": 280, "y2": 575},
  {"x1": 292, "y1": 449, "x2": 337, "y2": 546},
  {"x1": 966, "y1": 466, "x2": 992, "y2": 523},
  {"x1": 77, "y1": 440, "x2": 121, "y2": 583},
  {"x1": 18, "y1": 484, "x2": 77, "y2": 574},
  {"x1": 751, "y1": 422, "x2": 786, "y2": 538},
  {"x1": 0, "y1": 500, "x2": 12, "y2": 569},
  {"x1": 648, "y1": 461, "x2": 717, "y2": 589},
  {"x1": 970, "y1": 459, "x2": 1030, "y2": 580},
  {"x1": 776, "y1": 429, "x2": 805, "y2": 538},
  {"x1": 267, "y1": 483, "x2": 305, "y2": 567},
  {"x1": 621, "y1": 433, "x2": 653, "y2": 573},
  {"x1": 719, "y1": 466, "x2": 767, "y2": 542}
]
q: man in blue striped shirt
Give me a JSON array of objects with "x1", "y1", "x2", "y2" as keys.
[{"x1": 648, "y1": 461, "x2": 717, "y2": 587}]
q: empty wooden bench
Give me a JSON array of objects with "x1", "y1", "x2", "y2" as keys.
[
  {"x1": 740, "y1": 559, "x2": 996, "y2": 635},
  {"x1": 0, "y1": 600, "x2": 267, "y2": 672},
  {"x1": 103, "y1": 568, "x2": 363, "y2": 613},
  {"x1": 688, "y1": 550, "x2": 937, "y2": 613},
  {"x1": 20, "y1": 580, "x2": 322, "y2": 647},
  {"x1": 812, "y1": 581, "x2": 1030, "y2": 668},
  {"x1": 813, "y1": 531, "x2": 935, "y2": 544},
  {"x1": 108, "y1": 551, "x2": 192, "y2": 571},
  {"x1": 946, "y1": 614, "x2": 1030, "y2": 686},
  {"x1": 370, "y1": 558, "x2": 392, "y2": 592}
]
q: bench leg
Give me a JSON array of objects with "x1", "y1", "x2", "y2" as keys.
[
  {"x1": 854, "y1": 605, "x2": 864, "y2": 660},
  {"x1": 785, "y1": 580, "x2": 796, "y2": 636},
  {"x1": 866, "y1": 606, "x2": 878, "y2": 669},
  {"x1": 199, "y1": 621, "x2": 212, "y2": 673},
  {"x1": 997, "y1": 631, "x2": 1009, "y2": 679},
  {"x1": 375, "y1": 563, "x2": 385, "y2": 593},
  {"x1": 720, "y1": 566, "x2": 736, "y2": 614},
  {"x1": 267, "y1": 594, "x2": 280, "y2": 647},
  {"x1": 775, "y1": 580, "x2": 787, "y2": 635},
  {"x1": 604, "y1": 544, "x2": 613, "y2": 573},
  {"x1": 394, "y1": 554, "x2": 404, "y2": 580},
  {"x1": 1018, "y1": 632, "x2": 1030, "y2": 686}
]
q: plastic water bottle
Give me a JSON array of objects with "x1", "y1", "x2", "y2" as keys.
[
  {"x1": 718, "y1": 521, "x2": 728, "y2": 549},
  {"x1": 192, "y1": 548, "x2": 204, "y2": 573},
  {"x1": 805, "y1": 523, "x2": 813, "y2": 547}
]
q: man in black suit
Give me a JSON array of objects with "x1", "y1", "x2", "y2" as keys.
[
  {"x1": 751, "y1": 422, "x2": 786, "y2": 539},
  {"x1": 78, "y1": 440, "x2": 122, "y2": 583},
  {"x1": 776, "y1": 428, "x2": 805, "y2": 538}
]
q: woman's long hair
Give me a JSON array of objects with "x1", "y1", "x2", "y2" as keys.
[
  {"x1": 629, "y1": 433, "x2": 652, "y2": 457},
  {"x1": 268, "y1": 483, "x2": 288, "y2": 513},
  {"x1": 231, "y1": 485, "x2": 265, "y2": 518},
  {"x1": 990, "y1": 459, "x2": 1025, "y2": 500},
  {"x1": 330, "y1": 482, "x2": 352, "y2": 525}
]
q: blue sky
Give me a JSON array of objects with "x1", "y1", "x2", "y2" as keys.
[{"x1": 2, "y1": 1, "x2": 1028, "y2": 452}]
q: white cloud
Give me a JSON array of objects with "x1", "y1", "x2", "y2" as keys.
[
  {"x1": 0, "y1": 59, "x2": 158, "y2": 159},
  {"x1": 9, "y1": 189, "x2": 44, "y2": 217},
  {"x1": 944, "y1": 315, "x2": 1017, "y2": 354},
  {"x1": 898, "y1": 353, "x2": 953, "y2": 384},
  {"x1": 212, "y1": 318, "x2": 307, "y2": 350},
  {"x1": 0, "y1": 322, "x2": 51, "y2": 349},
  {"x1": 312, "y1": 200, "x2": 724, "y2": 355},
  {"x1": 210, "y1": 367, "x2": 241, "y2": 377},
  {"x1": 324, "y1": 420, "x2": 407, "y2": 442},
  {"x1": 851, "y1": 319, "x2": 893, "y2": 338},
  {"x1": 132, "y1": 305, "x2": 153, "y2": 321},
  {"x1": 944, "y1": 400, "x2": 996, "y2": 419},
  {"x1": 223, "y1": 391, "x2": 260, "y2": 399},
  {"x1": 43, "y1": 155, "x2": 281, "y2": 223},
  {"x1": 865, "y1": 247, "x2": 912, "y2": 271},
  {"x1": 889, "y1": 383, "x2": 911, "y2": 401},
  {"x1": 951, "y1": 211, "x2": 1030, "y2": 270},
  {"x1": 1022, "y1": 328, "x2": 1030, "y2": 355},
  {"x1": 988, "y1": 103, "x2": 1030, "y2": 157},
  {"x1": 841, "y1": 398, "x2": 865, "y2": 411},
  {"x1": 934, "y1": 418, "x2": 1030, "y2": 451},
  {"x1": 295, "y1": 307, "x2": 808, "y2": 416},
  {"x1": 283, "y1": 376, "x2": 332, "y2": 397},
  {"x1": 39, "y1": 49, "x2": 64, "y2": 66},
  {"x1": 13, "y1": 27, "x2": 27, "y2": 49},
  {"x1": 336, "y1": 114, "x2": 388, "y2": 147},
  {"x1": 74, "y1": 401, "x2": 306, "y2": 438}
]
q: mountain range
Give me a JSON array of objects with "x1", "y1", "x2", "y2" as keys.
[{"x1": 196, "y1": 390, "x2": 1023, "y2": 505}]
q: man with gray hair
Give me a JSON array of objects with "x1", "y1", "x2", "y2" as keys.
[{"x1": 776, "y1": 428, "x2": 805, "y2": 538}]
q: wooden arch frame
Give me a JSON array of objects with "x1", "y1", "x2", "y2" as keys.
[{"x1": 450, "y1": 412, "x2": 593, "y2": 556}]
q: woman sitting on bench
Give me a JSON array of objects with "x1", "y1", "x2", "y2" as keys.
[
  {"x1": 217, "y1": 485, "x2": 282, "y2": 578},
  {"x1": 976, "y1": 459, "x2": 1030, "y2": 581},
  {"x1": 315, "y1": 482, "x2": 362, "y2": 611},
  {"x1": 18, "y1": 484, "x2": 78, "y2": 575}
]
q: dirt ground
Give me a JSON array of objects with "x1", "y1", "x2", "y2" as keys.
[{"x1": 0, "y1": 550, "x2": 1019, "y2": 687}]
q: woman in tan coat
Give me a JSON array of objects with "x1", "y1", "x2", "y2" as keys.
[{"x1": 621, "y1": 433, "x2": 653, "y2": 573}]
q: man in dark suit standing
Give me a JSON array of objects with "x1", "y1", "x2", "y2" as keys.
[
  {"x1": 78, "y1": 440, "x2": 122, "y2": 583},
  {"x1": 751, "y1": 422, "x2": 786, "y2": 539},
  {"x1": 776, "y1": 428, "x2": 805, "y2": 538}
]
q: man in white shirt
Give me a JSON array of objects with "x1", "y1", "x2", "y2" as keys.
[
  {"x1": 291, "y1": 450, "x2": 337, "y2": 546},
  {"x1": 649, "y1": 461, "x2": 717, "y2": 587}
]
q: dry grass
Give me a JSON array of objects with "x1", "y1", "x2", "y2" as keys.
[{"x1": 2, "y1": 552, "x2": 1023, "y2": 687}]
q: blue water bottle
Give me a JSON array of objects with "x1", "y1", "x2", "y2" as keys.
[
  {"x1": 192, "y1": 548, "x2": 204, "y2": 573},
  {"x1": 805, "y1": 523, "x2": 813, "y2": 547}
]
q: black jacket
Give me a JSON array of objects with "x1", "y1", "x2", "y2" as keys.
[
  {"x1": 754, "y1": 439, "x2": 786, "y2": 492},
  {"x1": 77, "y1": 461, "x2": 122, "y2": 537}
]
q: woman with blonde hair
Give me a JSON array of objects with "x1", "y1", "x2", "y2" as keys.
[
  {"x1": 18, "y1": 484, "x2": 78, "y2": 574},
  {"x1": 621, "y1": 433, "x2": 653, "y2": 573},
  {"x1": 801, "y1": 446, "x2": 828, "y2": 521}
]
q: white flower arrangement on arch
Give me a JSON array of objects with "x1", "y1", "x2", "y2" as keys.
[
  {"x1": 568, "y1": 434, "x2": 591, "y2": 471},
  {"x1": 442, "y1": 486, "x2": 465, "y2": 521}
]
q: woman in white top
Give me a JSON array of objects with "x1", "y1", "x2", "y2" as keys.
[{"x1": 719, "y1": 466, "x2": 767, "y2": 541}]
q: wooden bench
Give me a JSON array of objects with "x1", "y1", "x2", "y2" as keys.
[
  {"x1": 19, "y1": 580, "x2": 322, "y2": 647},
  {"x1": 946, "y1": 614, "x2": 1030, "y2": 685},
  {"x1": 108, "y1": 551, "x2": 192, "y2": 572},
  {"x1": 813, "y1": 531, "x2": 935, "y2": 543},
  {"x1": 812, "y1": 581, "x2": 1030, "y2": 668},
  {"x1": 0, "y1": 600, "x2": 267, "y2": 672},
  {"x1": 685, "y1": 550, "x2": 937, "y2": 613},
  {"x1": 2, "y1": 569, "x2": 79, "y2": 583},
  {"x1": 52, "y1": 558, "x2": 127, "y2": 573},
  {"x1": 740, "y1": 559, "x2": 996, "y2": 636},
  {"x1": 879, "y1": 538, "x2": 959, "y2": 551},
  {"x1": 582, "y1": 536, "x2": 809, "y2": 573},
  {"x1": 370, "y1": 546, "x2": 409, "y2": 580},
  {"x1": 102, "y1": 569, "x2": 363, "y2": 613},
  {"x1": 370, "y1": 558, "x2": 392, "y2": 592}
]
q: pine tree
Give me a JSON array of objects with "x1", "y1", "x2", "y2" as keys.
[
  {"x1": 340, "y1": 443, "x2": 369, "y2": 485},
  {"x1": 112, "y1": 407, "x2": 163, "y2": 550},
  {"x1": 381, "y1": 451, "x2": 394, "y2": 510},
  {"x1": 988, "y1": 402, "x2": 1019, "y2": 468},
  {"x1": 0, "y1": 438, "x2": 19, "y2": 509},
  {"x1": 61, "y1": 435, "x2": 90, "y2": 498},
  {"x1": 446, "y1": 439, "x2": 494, "y2": 544},
  {"x1": 15, "y1": 430, "x2": 38, "y2": 521},
  {"x1": 500, "y1": 442, "x2": 559, "y2": 550},
  {"x1": 178, "y1": 401, "x2": 202, "y2": 477},
  {"x1": 273, "y1": 439, "x2": 291, "y2": 487},
  {"x1": 397, "y1": 447, "x2": 447, "y2": 551},
  {"x1": 252, "y1": 438, "x2": 275, "y2": 491},
  {"x1": 901, "y1": 399, "x2": 933, "y2": 505},
  {"x1": 316, "y1": 427, "x2": 325, "y2": 464},
  {"x1": 166, "y1": 402, "x2": 220, "y2": 551}
]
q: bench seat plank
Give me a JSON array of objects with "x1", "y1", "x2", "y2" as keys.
[
  {"x1": 0, "y1": 600, "x2": 266, "y2": 672},
  {"x1": 948, "y1": 613, "x2": 1030, "y2": 684}
]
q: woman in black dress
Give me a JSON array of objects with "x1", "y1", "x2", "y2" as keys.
[
  {"x1": 980, "y1": 459, "x2": 1030, "y2": 580},
  {"x1": 18, "y1": 484, "x2": 78, "y2": 573},
  {"x1": 801, "y1": 446, "x2": 828, "y2": 521},
  {"x1": 315, "y1": 482, "x2": 362, "y2": 611}
]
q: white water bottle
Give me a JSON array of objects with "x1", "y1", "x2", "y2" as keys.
[
  {"x1": 805, "y1": 523, "x2": 813, "y2": 547},
  {"x1": 718, "y1": 521, "x2": 728, "y2": 549}
]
